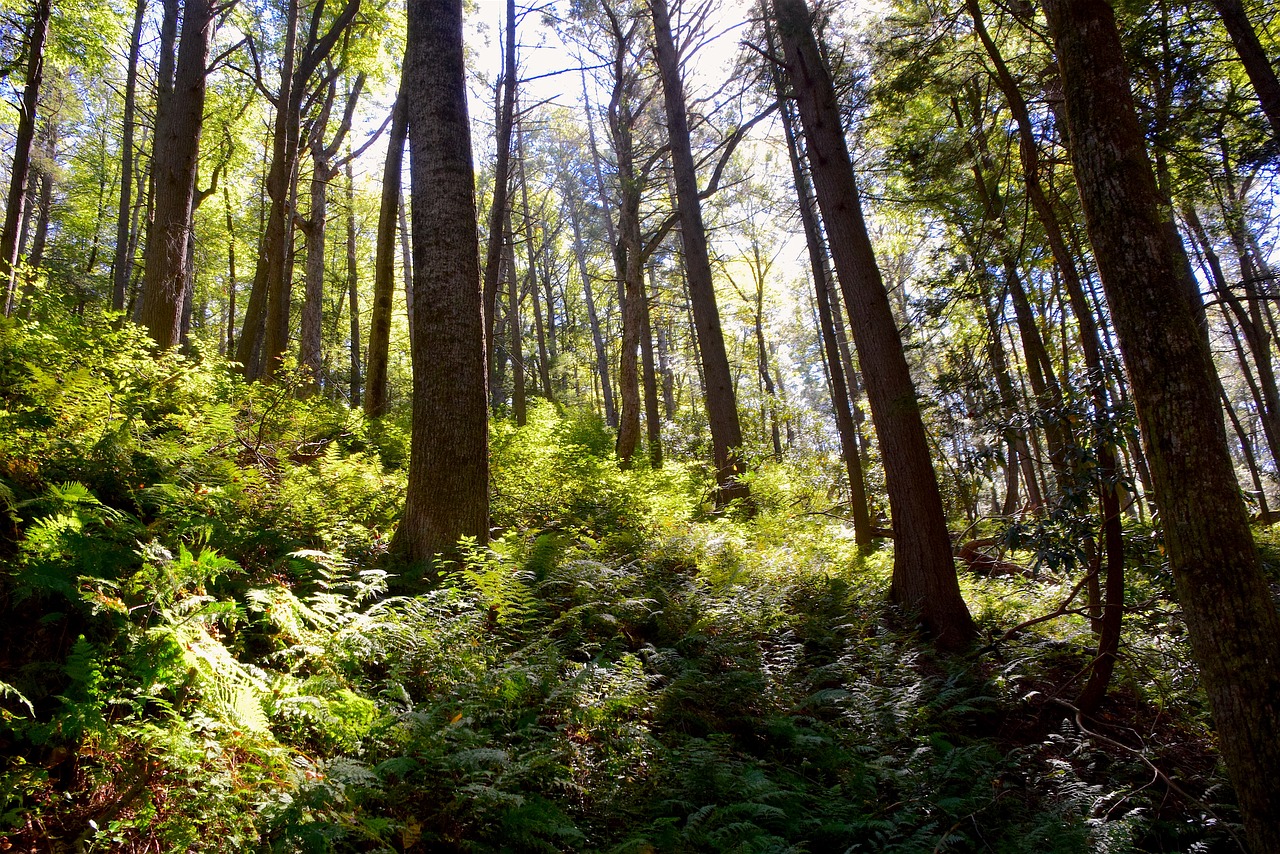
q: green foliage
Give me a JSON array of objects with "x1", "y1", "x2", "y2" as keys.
[{"x1": 0, "y1": 317, "x2": 1241, "y2": 852}]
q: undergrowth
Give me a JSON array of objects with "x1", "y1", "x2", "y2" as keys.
[{"x1": 0, "y1": 313, "x2": 1246, "y2": 851}]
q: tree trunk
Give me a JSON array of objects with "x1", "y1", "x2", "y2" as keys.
[
  {"x1": 651, "y1": 0, "x2": 749, "y2": 506},
  {"x1": 517, "y1": 120, "x2": 553, "y2": 403},
  {"x1": 364, "y1": 89, "x2": 406, "y2": 416},
  {"x1": 138, "y1": 0, "x2": 214, "y2": 349},
  {"x1": 1, "y1": 0, "x2": 51, "y2": 315},
  {"x1": 775, "y1": 0, "x2": 973, "y2": 647},
  {"x1": 393, "y1": 0, "x2": 489, "y2": 565},
  {"x1": 242, "y1": 0, "x2": 360, "y2": 378},
  {"x1": 112, "y1": 0, "x2": 147, "y2": 314},
  {"x1": 567, "y1": 183, "x2": 617, "y2": 426},
  {"x1": 506, "y1": 222, "x2": 526, "y2": 426},
  {"x1": 346, "y1": 162, "x2": 361, "y2": 408},
  {"x1": 642, "y1": 265, "x2": 663, "y2": 467},
  {"x1": 299, "y1": 151, "x2": 330, "y2": 386},
  {"x1": 1209, "y1": 0, "x2": 1280, "y2": 138},
  {"x1": 481, "y1": 0, "x2": 517, "y2": 367},
  {"x1": 1043, "y1": 2, "x2": 1280, "y2": 846},
  {"x1": 779, "y1": 87, "x2": 874, "y2": 545},
  {"x1": 224, "y1": 185, "x2": 237, "y2": 355},
  {"x1": 237, "y1": 0, "x2": 298, "y2": 376},
  {"x1": 399, "y1": 182, "x2": 414, "y2": 350}
]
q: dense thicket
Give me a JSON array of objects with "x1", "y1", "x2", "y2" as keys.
[{"x1": 2, "y1": 0, "x2": 1279, "y2": 849}]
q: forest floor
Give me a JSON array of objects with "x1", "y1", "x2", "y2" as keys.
[{"x1": 0, "y1": 314, "x2": 1266, "y2": 852}]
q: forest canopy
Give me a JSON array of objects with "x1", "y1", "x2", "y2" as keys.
[{"x1": 1, "y1": 0, "x2": 1279, "y2": 850}]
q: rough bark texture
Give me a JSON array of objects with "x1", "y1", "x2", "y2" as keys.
[
  {"x1": 651, "y1": 0, "x2": 749, "y2": 505},
  {"x1": 364, "y1": 90, "x2": 407, "y2": 417},
  {"x1": 393, "y1": 0, "x2": 489, "y2": 564},
  {"x1": 1, "y1": 0, "x2": 51, "y2": 315},
  {"x1": 138, "y1": 0, "x2": 215, "y2": 349},
  {"x1": 774, "y1": 0, "x2": 974, "y2": 648},
  {"x1": 1043, "y1": 2, "x2": 1280, "y2": 847}
]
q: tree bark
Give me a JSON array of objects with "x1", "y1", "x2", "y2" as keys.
[
  {"x1": 481, "y1": 0, "x2": 517, "y2": 368},
  {"x1": 1209, "y1": 0, "x2": 1280, "y2": 138},
  {"x1": 393, "y1": 0, "x2": 489, "y2": 564},
  {"x1": 1, "y1": 0, "x2": 51, "y2": 316},
  {"x1": 112, "y1": 0, "x2": 148, "y2": 314},
  {"x1": 651, "y1": 0, "x2": 749, "y2": 506},
  {"x1": 138, "y1": 0, "x2": 215, "y2": 349},
  {"x1": 642, "y1": 265, "x2": 663, "y2": 466},
  {"x1": 346, "y1": 162, "x2": 362, "y2": 407},
  {"x1": 364, "y1": 88, "x2": 407, "y2": 417},
  {"x1": 775, "y1": 0, "x2": 973, "y2": 647},
  {"x1": 566, "y1": 182, "x2": 617, "y2": 426},
  {"x1": 1043, "y1": 2, "x2": 1280, "y2": 846},
  {"x1": 779, "y1": 88, "x2": 873, "y2": 545}
]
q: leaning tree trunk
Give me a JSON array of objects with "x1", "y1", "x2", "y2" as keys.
[
  {"x1": 774, "y1": 0, "x2": 974, "y2": 648},
  {"x1": 1042, "y1": 1, "x2": 1280, "y2": 847},
  {"x1": 138, "y1": 0, "x2": 215, "y2": 349},
  {"x1": 1209, "y1": 0, "x2": 1280, "y2": 138},
  {"x1": 651, "y1": 0, "x2": 749, "y2": 505},
  {"x1": 1, "y1": 0, "x2": 51, "y2": 315},
  {"x1": 364, "y1": 87, "x2": 407, "y2": 417},
  {"x1": 393, "y1": 0, "x2": 489, "y2": 564}
]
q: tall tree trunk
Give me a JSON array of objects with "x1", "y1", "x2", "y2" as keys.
[
  {"x1": 1, "y1": 0, "x2": 51, "y2": 315},
  {"x1": 506, "y1": 223, "x2": 526, "y2": 426},
  {"x1": 567, "y1": 184, "x2": 617, "y2": 425},
  {"x1": 1209, "y1": 0, "x2": 1280, "y2": 138},
  {"x1": 399, "y1": 188, "x2": 414, "y2": 350},
  {"x1": 612, "y1": 94, "x2": 645, "y2": 465},
  {"x1": 365, "y1": 89, "x2": 406, "y2": 417},
  {"x1": 243, "y1": 0, "x2": 360, "y2": 378},
  {"x1": 346, "y1": 162, "x2": 361, "y2": 408},
  {"x1": 138, "y1": 0, "x2": 215, "y2": 349},
  {"x1": 516, "y1": 120, "x2": 553, "y2": 403},
  {"x1": 237, "y1": 0, "x2": 298, "y2": 376},
  {"x1": 1043, "y1": 2, "x2": 1280, "y2": 846},
  {"x1": 778, "y1": 87, "x2": 873, "y2": 545},
  {"x1": 15, "y1": 165, "x2": 52, "y2": 318},
  {"x1": 394, "y1": 0, "x2": 488, "y2": 564},
  {"x1": 642, "y1": 265, "x2": 663, "y2": 466},
  {"x1": 651, "y1": 0, "x2": 749, "y2": 505},
  {"x1": 775, "y1": 0, "x2": 973, "y2": 647},
  {"x1": 112, "y1": 0, "x2": 147, "y2": 313},
  {"x1": 299, "y1": 150, "x2": 330, "y2": 386},
  {"x1": 656, "y1": 315, "x2": 677, "y2": 418},
  {"x1": 224, "y1": 185, "x2": 237, "y2": 355},
  {"x1": 482, "y1": 0, "x2": 517, "y2": 366}
]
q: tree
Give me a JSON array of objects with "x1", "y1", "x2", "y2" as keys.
[
  {"x1": 1042, "y1": 0, "x2": 1280, "y2": 847},
  {"x1": 773, "y1": 0, "x2": 974, "y2": 648},
  {"x1": 364, "y1": 84, "x2": 407, "y2": 418},
  {"x1": 1208, "y1": 0, "x2": 1280, "y2": 138},
  {"x1": 392, "y1": 0, "x2": 488, "y2": 564},
  {"x1": 481, "y1": 0, "x2": 517, "y2": 368},
  {"x1": 1, "y1": 0, "x2": 52, "y2": 316},
  {"x1": 650, "y1": 0, "x2": 749, "y2": 505},
  {"x1": 111, "y1": 0, "x2": 148, "y2": 314},
  {"x1": 236, "y1": 0, "x2": 361, "y2": 378},
  {"x1": 137, "y1": 0, "x2": 217, "y2": 349}
]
